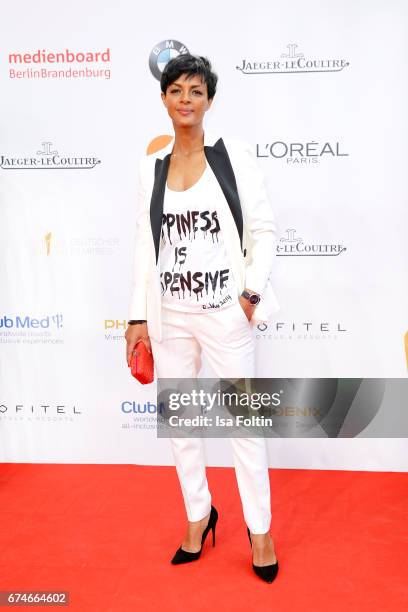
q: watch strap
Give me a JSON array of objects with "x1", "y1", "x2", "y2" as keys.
[{"x1": 241, "y1": 290, "x2": 261, "y2": 305}]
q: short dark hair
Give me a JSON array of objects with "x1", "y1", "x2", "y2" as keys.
[{"x1": 160, "y1": 54, "x2": 218, "y2": 100}]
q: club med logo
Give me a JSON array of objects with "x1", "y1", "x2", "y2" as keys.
[
  {"x1": 149, "y1": 39, "x2": 190, "y2": 81},
  {"x1": 122, "y1": 401, "x2": 161, "y2": 414},
  {"x1": 0, "y1": 313, "x2": 64, "y2": 345},
  {"x1": 8, "y1": 47, "x2": 111, "y2": 80},
  {"x1": 256, "y1": 140, "x2": 349, "y2": 164},
  {"x1": 237, "y1": 43, "x2": 349, "y2": 75},
  {"x1": 277, "y1": 229, "x2": 346, "y2": 257},
  {"x1": 0, "y1": 314, "x2": 63, "y2": 329},
  {"x1": 121, "y1": 400, "x2": 166, "y2": 430},
  {"x1": 1, "y1": 141, "x2": 101, "y2": 170}
]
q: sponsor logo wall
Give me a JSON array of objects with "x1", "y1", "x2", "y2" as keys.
[{"x1": 0, "y1": 0, "x2": 407, "y2": 470}]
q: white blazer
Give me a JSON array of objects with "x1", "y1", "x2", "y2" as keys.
[{"x1": 128, "y1": 129, "x2": 281, "y2": 342}]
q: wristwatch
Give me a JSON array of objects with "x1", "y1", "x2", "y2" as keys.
[
  {"x1": 128, "y1": 320, "x2": 147, "y2": 325},
  {"x1": 241, "y1": 290, "x2": 261, "y2": 305}
]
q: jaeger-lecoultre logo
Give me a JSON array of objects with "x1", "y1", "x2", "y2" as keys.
[
  {"x1": 1, "y1": 141, "x2": 101, "y2": 169},
  {"x1": 237, "y1": 43, "x2": 349, "y2": 74}
]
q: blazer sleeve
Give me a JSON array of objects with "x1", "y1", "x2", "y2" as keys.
[
  {"x1": 236, "y1": 140, "x2": 279, "y2": 296},
  {"x1": 128, "y1": 156, "x2": 150, "y2": 321}
]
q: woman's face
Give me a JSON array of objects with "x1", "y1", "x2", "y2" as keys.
[{"x1": 161, "y1": 73, "x2": 213, "y2": 128}]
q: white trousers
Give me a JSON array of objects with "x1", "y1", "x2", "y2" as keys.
[{"x1": 150, "y1": 300, "x2": 272, "y2": 534}]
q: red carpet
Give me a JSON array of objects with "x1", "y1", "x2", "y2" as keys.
[{"x1": 0, "y1": 463, "x2": 407, "y2": 611}]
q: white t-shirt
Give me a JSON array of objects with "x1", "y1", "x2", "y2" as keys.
[{"x1": 159, "y1": 162, "x2": 238, "y2": 312}]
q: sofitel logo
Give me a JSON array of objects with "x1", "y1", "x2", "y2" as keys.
[
  {"x1": 237, "y1": 43, "x2": 349, "y2": 74},
  {"x1": 254, "y1": 321, "x2": 347, "y2": 339},
  {"x1": 0, "y1": 402, "x2": 81, "y2": 423},
  {"x1": 277, "y1": 229, "x2": 346, "y2": 257},
  {"x1": 0, "y1": 403, "x2": 81, "y2": 415},
  {"x1": 1, "y1": 141, "x2": 101, "y2": 170},
  {"x1": 256, "y1": 140, "x2": 348, "y2": 163}
]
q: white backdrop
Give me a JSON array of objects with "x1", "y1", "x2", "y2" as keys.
[{"x1": 1, "y1": 0, "x2": 407, "y2": 470}]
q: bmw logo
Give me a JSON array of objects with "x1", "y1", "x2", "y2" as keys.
[{"x1": 149, "y1": 39, "x2": 190, "y2": 80}]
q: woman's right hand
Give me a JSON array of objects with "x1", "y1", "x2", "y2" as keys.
[{"x1": 125, "y1": 322, "x2": 152, "y2": 367}]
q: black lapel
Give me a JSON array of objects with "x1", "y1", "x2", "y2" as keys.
[
  {"x1": 150, "y1": 137, "x2": 243, "y2": 264},
  {"x1": 150, "y1": 153, "x2": 171, "y2": 266},
  {"x1": 205, "y1": 138, "x2": 243, "y2": 248}
]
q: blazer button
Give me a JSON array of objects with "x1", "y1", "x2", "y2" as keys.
[{"x1": 243, "y1": 248, "x2": 247, "y2": 257}]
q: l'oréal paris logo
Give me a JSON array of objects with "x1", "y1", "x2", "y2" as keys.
[
  {"x1": 256, "y1": 141, "x2": 348, "y2": 164},
  {"x1": 1, "y1": 141, "x2": 101, "y2": 170},
  {"x1": 277, "y1": 229, "x2": 346, "y2": 257},
  {"x1": 237, "y1": 43, "x2": 349, "y2": 75}
]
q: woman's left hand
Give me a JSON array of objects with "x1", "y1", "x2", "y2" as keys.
[{"x1": 238, "y1": 295, "x2": 254, "y2": 322}]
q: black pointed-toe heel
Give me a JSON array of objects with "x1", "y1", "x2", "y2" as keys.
[
  {"x1": 247, "y1": 526, "x2": 279, "y2": 583},
  {"x1": 171, "y1": 505, "x2": 218, "y2": 564}
]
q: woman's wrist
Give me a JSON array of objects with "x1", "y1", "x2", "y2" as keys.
[{"x1": 241, "y1": 288, "x2": 261, "y2": 306}]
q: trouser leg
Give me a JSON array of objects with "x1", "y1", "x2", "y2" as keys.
[
  {"x1": 229, "y1": 437, "x2": 272, "y2": 533},
  {"x1": 192, "y1": 301, "x2": 272, "y2": 533},
  {"x1": 169, "y1": 436, "x2": 212, "y2": 521},
  {"x1": 150, "y1": 307, "x2": 212, "y2": 521}
]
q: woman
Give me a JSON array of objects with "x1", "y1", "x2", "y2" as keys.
[{"x1": 125, "y1": 54, "x2": 280, "y2": 583}]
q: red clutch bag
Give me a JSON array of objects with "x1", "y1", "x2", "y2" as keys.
[{"x1": 130, "y1": 340, "x2": 154, "y2": 384}]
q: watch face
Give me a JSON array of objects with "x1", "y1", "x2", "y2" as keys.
[{"x1": 249, "y1": 294, "x2": 260, "y2": 305}]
